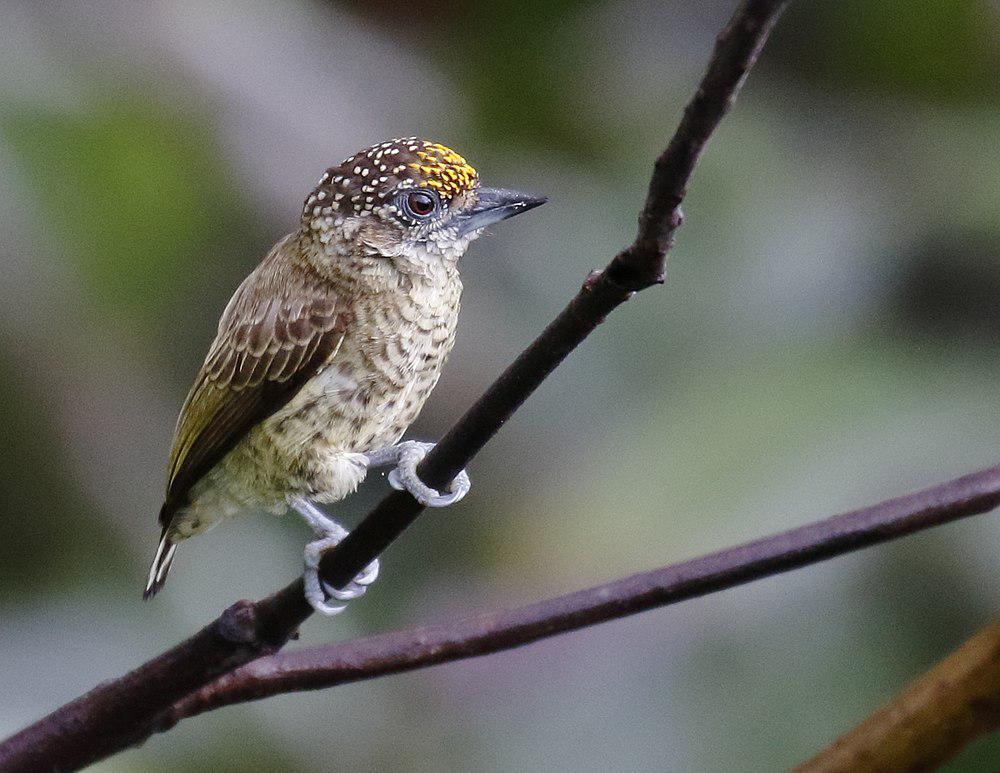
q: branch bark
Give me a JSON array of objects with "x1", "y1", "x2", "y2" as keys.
[
  {"x1": 797, "y1": 618, "x2": 1000, "y2": 772},
  {"x1": 0, "y1": 2, "x2": 789, "y2": 770},
  {"x1": 167, "y1": 465, "x2": 1000, "y2": 724}
]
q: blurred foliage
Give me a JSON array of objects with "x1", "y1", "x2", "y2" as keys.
[
  {"x1": 890, "y1": 228, "x2": 1000, "y2": 341},
  {"x1": 1, "y1": 88, "x2": 265, "y2": 355},
  {"x1": 436, "y1": 0, "x2": 613, "y2": 159},
  {"x1": 344, "y1": 0, "x2": 632, "y2": 163},
  {"x1": 775, "y1": 0, "x2": 1000, "y2": 100},
  {"x1": 0, "y1": 355, "x2": 120, "y2": 593}
]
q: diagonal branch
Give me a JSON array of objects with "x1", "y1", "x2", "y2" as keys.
[
  {"x1": 165, "y1": 464, "x2": 1000, "y2": 722},
  {"x1": 0, "y1": 2, "x2": 789, "y2": 771},
  {"x1": 312, "y1": 0, "x2": 790, "y2": 594},
  {"x1": 797, "y1": 616, "x2": 1000, "y2": 771}
]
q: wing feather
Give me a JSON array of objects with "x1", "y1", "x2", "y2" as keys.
[{"x1": 160, "y1": 242, "x2": 347, "y2": 526}]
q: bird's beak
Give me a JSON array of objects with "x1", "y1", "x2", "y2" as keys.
[{"x1": 455, "y1": 187, "x2": 547, "y2": 238}]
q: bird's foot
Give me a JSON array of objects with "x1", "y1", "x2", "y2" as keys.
[
  {"x1": 365, "y1": 440, "x2": 470, "y2": 507},
  {"x1": 292, "y1": 498, "x2": 379, "y2": 616}
]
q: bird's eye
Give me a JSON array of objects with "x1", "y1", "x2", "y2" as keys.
[{"x1": 402, "y1": 189, "x2": 437, "y2": 218}]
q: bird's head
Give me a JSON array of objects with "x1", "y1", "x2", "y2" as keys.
[{"x1": 303, "y1": 138, "x2": 545, "y2": 271}]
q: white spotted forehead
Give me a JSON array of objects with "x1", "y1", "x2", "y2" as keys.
[{"x1": 302, "y1": 138, "x2": 478, "y2": 220}]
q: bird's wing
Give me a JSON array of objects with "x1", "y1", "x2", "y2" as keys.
[{"x1": 161, "y1": 242, "x2": 347, "y2": 526}]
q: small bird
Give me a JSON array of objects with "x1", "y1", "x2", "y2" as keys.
[{"x1": 145, "y1": 138, "x2": 545, "y2": 614}]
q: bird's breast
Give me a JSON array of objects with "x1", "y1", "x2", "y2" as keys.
[{"x1": 261, "y1": 279, "x2": 461, "y2": 459}]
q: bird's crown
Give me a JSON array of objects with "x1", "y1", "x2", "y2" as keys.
[
  {"x1": 303, "y1": 138, "x2": 479, "y2": 224},
  {"x1": 301, "y1": 138, "x2": 545, "y2": 263}
]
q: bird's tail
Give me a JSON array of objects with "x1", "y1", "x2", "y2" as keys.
[{"x1": 144, "y1": 528, "x2": 178, "y2": 600}]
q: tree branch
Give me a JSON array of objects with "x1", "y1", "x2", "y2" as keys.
[
  {"x1": 313, "y1": 0, "x2": 789, "y2": 594},
  {"x1": 797, "y1": 617, "x2": 1000, "y2": 772},
  {"x1": 157, "y1": 464, "x2": 1000, "y2": 723},
  {"x1": 0, "y1": 2, "x2": 788, "y2": 771}
]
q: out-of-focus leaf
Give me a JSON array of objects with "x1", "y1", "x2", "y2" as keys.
[
  {"x1": 1, "y1": 91, "x2": 261, "y2": 328},
  {"x1": 0, "y1": 352, "x2": 121, "y2": 593},
  {"x1": 774, "y1": 0, "x2": 999, "y2": 100}
]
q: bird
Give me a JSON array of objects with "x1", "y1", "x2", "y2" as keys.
[{"x1": 144, "y1": 138, "x2": 546, "y2": 614}]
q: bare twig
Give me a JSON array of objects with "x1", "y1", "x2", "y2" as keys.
[
  {"x1": 797, "y1": 617, "x2": 1000, "y2": 772},
  {"x1": 313, "y1": 0, "x2": 789, "y2": 594},
  {"x1": 157, "y1": 464, "x2": 1000, "y2": 721},
  {"x1": 0, "y1": 2, "x2": 788, "y2": 771}
]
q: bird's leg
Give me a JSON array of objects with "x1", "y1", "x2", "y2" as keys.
[
  {"x1": 364, "y1": 440, "x2": 471, "y2": 508},
  {"x1": 291, "y1": 498, "x2": 379, "y2": 616}
]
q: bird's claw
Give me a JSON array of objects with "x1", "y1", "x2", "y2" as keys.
[
  {"x1": 378, "y1": 440, "x2": 471, "y2": 507},
  {"x1": 293, "y1": 498, "x2": 379, "y2": 616},
  {"x1": 303, "y1": 536, "x2": 380, "y2": 616}
]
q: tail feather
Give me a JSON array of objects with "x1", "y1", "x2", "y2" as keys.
[{"x1": 144, "y1": 529, "x2": 178, "y2": 600}]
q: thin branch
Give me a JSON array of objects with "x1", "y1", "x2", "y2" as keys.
[
  {"x1": 313, "y1": 0, "x2": 789, "y2": 594},
  {"x1": 160, "y1": 464, "x2": 1000, "y2": 721},
  {"x1": 797, "y1": 617, "x2": 1000, "y2": 772},
  {"x1": 0, "y1": 2, "x2": 788, "y2": 771}
]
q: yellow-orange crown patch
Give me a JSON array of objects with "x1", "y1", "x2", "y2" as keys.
[
  {"x1": 408, "y1": 142, "x2": 479, "y2": 198},
  {"x1": 305, "y1": 138, "x2": 481, "y2": 222}
]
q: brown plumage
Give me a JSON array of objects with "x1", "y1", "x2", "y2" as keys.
[{"x1": 145, "y1": 138, "x2": 545, "y2": 600}]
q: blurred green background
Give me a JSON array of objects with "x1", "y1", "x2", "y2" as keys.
[{"x1": 2, "y1": 1, "x2": 1000, "y2": 770}]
